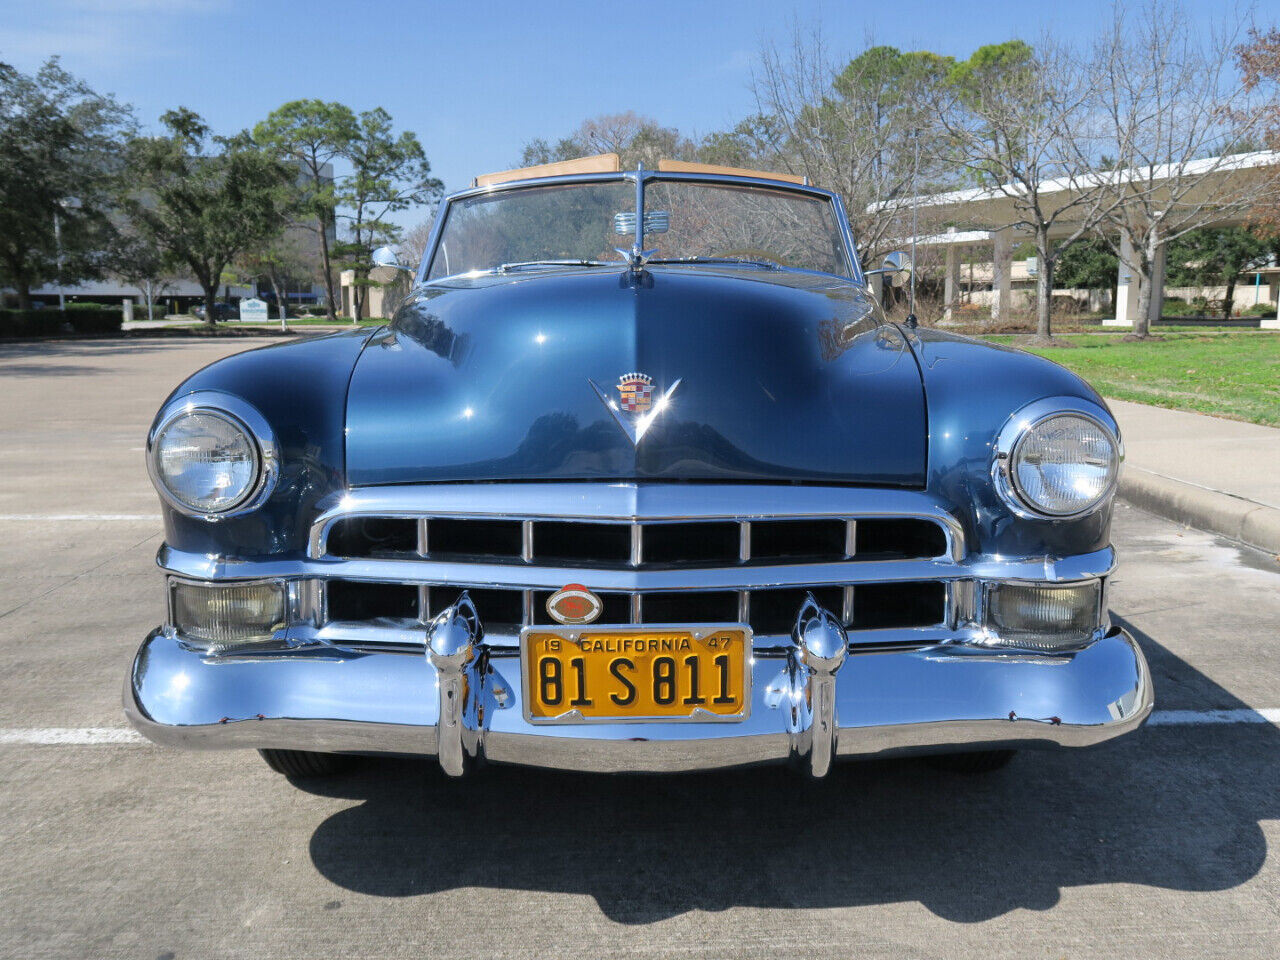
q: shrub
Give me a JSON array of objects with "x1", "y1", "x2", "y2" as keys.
[
  {"x1": 66, "y1": 306, "x2": 123, "y2": 334},
  {"x1": 0, "y1": 305, "x2": 122, "y2": 337},
  {"x1": 0, "y1": 309, "x2": 64, "y2": 337},
  {"x1": 1241, "y1": 303, "x2": 1278, "y2": 318},
  {"x1": 132, "y1": 304, "x2": 167, "y2": 321}
]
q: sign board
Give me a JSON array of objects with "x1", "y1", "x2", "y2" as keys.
[
  {"x1": 238, "y1": 298, "x2": 269, "y2": 322},
  {"x1": 1025, "y1": 257, "x2": 1038, "y2": 277}
]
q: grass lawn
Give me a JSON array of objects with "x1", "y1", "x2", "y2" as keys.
[{"x1": 987, "y1": 331, "x2": 1280, "y2": 427}]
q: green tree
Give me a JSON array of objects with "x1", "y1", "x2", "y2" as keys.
[
  {"x1": 334, "y1": 108, "x2": 442, "y2": 322},
  {"x1": 0, "y1": 58, "x2": 133, "y2": 307},
  {"x1": 254, "y1": 100, "x2": 357, "y2": 321},
  {"x1": 125, "y1": 109, "x2": 295, "y2": 328},
  {"x1": 1055, "y1": 236, "x2": 1119, "y2": 291},
  {"x1": 1167, "y1": 227, "x2": 1270, "y2": 317}
]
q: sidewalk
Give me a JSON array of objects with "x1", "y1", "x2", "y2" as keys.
[{"x1": 1109, "y1": 399, "x2": 1280, "y2": 554}]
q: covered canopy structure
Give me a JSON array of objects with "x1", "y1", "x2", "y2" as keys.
[{"x1": 875, "y1": 151, "x2": 1280, "y2": 325}]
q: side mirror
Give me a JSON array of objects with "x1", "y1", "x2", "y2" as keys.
[
  {"x1": 866, "y1": 250, "x2": 913, "y2": 288},
  {"x1": 370, "y1": 245, "x2": 413, "y2": 282}
]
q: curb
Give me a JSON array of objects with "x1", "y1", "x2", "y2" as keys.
[{"x1": 1118, "y1": 467, "x2": 1280, "y2": 556}]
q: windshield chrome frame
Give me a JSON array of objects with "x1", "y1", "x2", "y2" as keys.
[{"x1": 417, "y1": 170, "x2": 864, "y2": 287}]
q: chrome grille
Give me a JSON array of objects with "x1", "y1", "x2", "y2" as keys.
[
  {"x1": 306, "y1": 485, "x2": 966, "y2": 647},
  {"x1": 324, "y1": 581, "x2": 947, "y2": 635},
  {"x1": 322, "y1": 516, "x2": 947, "y2": 567}
]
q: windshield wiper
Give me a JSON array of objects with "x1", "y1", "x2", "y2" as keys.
[
  {"x1": 646, "y1": 256, "x2": 780, "y2": 270},
  {"x1": 496, "y1": 259, "x2": 619, "y2": 273}
]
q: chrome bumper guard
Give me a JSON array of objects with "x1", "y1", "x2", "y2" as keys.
[{"x1": 125, "y1": 591, "x2": 1153, "y2": 777}]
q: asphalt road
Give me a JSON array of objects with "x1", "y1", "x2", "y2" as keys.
[{"x1": 1, "y1": 337, "x2": 1278, "y2": 960}]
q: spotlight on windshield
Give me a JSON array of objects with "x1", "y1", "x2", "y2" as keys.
[{"x1": 614, "y1": 211, "x2": 670, "y2": 235}]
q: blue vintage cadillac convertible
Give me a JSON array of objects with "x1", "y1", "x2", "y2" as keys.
[{"x1": 125, "y1": 155, "x2": 1152, "y2": 781}]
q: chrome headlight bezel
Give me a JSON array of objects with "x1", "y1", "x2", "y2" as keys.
[
  {"x1": 992, "y1": 397, "x2": 1122, "y2": 520},
  {"x1": 146, "y1": 391, "x2": 278, "y2": 521}
]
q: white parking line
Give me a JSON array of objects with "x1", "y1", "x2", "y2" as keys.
[
  {"x1": 0, "y1": 514, "x2": 161, "y2": 521},
  {"x1": 0, "y1": 728, "x2": 146, "y2": 744},
  {"x1": 0, "y1": 709, "x2": 1277, "y2": 746},
  {"x1": 1146, "y1": 708, "x2": 1280, "y2": 725}
]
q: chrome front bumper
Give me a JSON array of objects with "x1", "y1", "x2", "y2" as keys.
[{"x1": 125, "y1": 621, "x2": 1153, "y2": 777}]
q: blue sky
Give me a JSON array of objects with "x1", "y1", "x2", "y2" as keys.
[{"x1": 1, "y1": 0, "x2": 1263, "y2": 229}]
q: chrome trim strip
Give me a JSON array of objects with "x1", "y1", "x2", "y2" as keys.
[
  {"x1": 630, "y1": 523, "x2": 643, "y2": 567},
  {"x1": 160, "y1": 546, "x2": 1115, "y2": 592},
  {"x1": 296, "y1": 620, "x2": 964, "y2": 653},
  {"x1": 417, "y1": 585, "x2": 431, "y2": 625},
  {"x1": 521, "y1": 520, "x2": 534, "y2": 562}
]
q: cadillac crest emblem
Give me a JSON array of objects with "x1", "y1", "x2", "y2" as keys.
[
  {"x1": 587, "y1": 371, "x2": 682, "y2": 447},
  {"x1": 616, "y1": 372, "x2": 654, "y2": 413}
]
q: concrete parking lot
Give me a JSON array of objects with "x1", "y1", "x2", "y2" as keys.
[{"x1": 1, "y1": 337, "x2": 1278, "y2": 959}]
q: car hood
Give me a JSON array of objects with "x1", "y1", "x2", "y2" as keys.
[{"x1": 344, "y1": 266, "x2": 927, "y2": 486}]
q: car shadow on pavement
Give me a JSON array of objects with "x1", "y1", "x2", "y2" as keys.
[{"x1": 301, "y1": 617, "x2": 1279, "y2": 924}]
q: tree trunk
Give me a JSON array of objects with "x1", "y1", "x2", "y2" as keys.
[
  {"x1": 1222, "y1": 276, "x2": 1236, "y2": 318},
  {"x1": 1131, "y1": 234, "x2": 1154, "y2": 340},
  {"x1": 1132, "y1": 278, "x2": 1152, "y2": 338},
  {"x1": 1035, "y1": 229, "x2": 1052, "y2": 340},
  {"x1": 202, "y1": 285, "x2": 218, "y2": 330},
  {"x1": 269, "y1": 274, "x2": 288, "y2": 331},
  {"x1": 15, "y1": 280, "x2": 31, "y2": 311},
  {"x1": 317, "y1": 219, "x2": 337, "y2": 323},
  {"x1": 353, "y1": 275, "x2": 364, "y2": 324}
]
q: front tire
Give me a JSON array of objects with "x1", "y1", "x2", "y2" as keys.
[
  {"x1": 924, "y1": 750, "x2": 1017, "y2": 773},
  {"x1": 258, "y1": 748, "x2": 354, "y2": 778}
]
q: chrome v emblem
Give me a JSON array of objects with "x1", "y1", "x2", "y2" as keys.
[{"x1": 588, "y1": 375, "x2": 682, "y2": 447}]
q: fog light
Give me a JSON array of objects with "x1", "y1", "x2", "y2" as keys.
[
  {"x1": 170, "y1": 579, "x2": 287, "y2": 650},
  {"x1": 985, "y1": 580, "x2": 1102, "y2": 650}
]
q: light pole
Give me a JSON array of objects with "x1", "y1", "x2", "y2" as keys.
[{"x1": 53, "y1": 197, "x2": 82, "y2": 311}]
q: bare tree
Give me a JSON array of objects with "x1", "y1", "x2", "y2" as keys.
[
  {"x1": 1236, "y1": 27, "x2": 1280, "y2": 234},
  {"x1": 237, "y1": 227, "x2": 315, "y2": 329},
  {"x1": 748, "y1": 27, "x2": 956, "y2": 262},
  {"x1": 107, "y1": 222, "x2": 183, "y2": 320},
  {"x1": 398, "y1": 216, "x2": 435, "y2": 269},
  {"x1": 1092, "y1": 3, "x2": 1280, "y2": 339},
  {"x1": 520, "y1": 112, "x2": 695, "y2": 170},
  {"x1": 933, "y1": 39, "x2": 1116, "y2": 341}
]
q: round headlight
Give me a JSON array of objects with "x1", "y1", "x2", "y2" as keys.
[
  {"x1": 151, "y1": 409, "x2": 261, "y2": 515},
  {"x1": 1007, "y1": 413, "x2": 1119, "y2": 517}
]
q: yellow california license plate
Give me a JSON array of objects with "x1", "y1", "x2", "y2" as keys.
[{"x1": 521, "y1": 625, "x2": 751, "y2": 723}]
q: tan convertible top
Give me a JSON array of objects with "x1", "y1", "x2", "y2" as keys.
[
  {"x1": 473, "y1": 154, "x2": 809, "y2": 188},
  {"x1": 655, "y1": 159, "x2": 807, "y2": 185},
  {"x1": 474, "y1": 153, "x2": 622, "y2": 187}
]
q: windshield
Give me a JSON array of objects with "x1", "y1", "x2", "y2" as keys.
[{"x1": 426, "y1": 177, "x2": 850, "y2": 280}]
